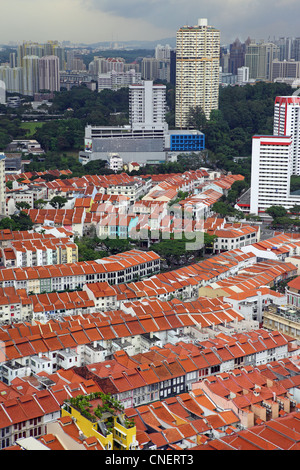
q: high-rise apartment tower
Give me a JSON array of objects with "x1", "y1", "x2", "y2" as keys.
[
  {"x1": 273, "y1": 96, "x2": 300, "y2": 174},
  {"x1": 129, "y1": 80, "x2": 167, "y2": 132},
  {"x1": 175, "y1": 18, "x2": 220, "y2": 127}
]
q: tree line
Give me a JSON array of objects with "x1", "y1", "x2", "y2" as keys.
[{"x1": 1, "y1": 81, "x2": 295, "y2": 184}]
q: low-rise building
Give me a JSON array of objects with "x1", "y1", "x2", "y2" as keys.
[{"x1": 61, "y1": 392, "x2": 138, "y2": 450}]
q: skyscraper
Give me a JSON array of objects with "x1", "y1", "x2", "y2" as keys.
[
  {"x1": 250, "y1": 96, "x2": 300, "y2": 214},
  {"x1": 273, "y1": 96, "x2": 300, "y2": 174},
  {"x1": 0, "y1": 153, "x2": 6, "y2": 216},
  {"x1": 245, "y1": 41, "x2": 279, "y2": 80},
  {"x1": 229, "y1": 38, "x2": 246, "y2": 75},
  {"x1": 175, "y1": 18, "x2": 220, "y2": 127},
  {"x1": 129, "y1": 80, "x2": 167, "y2": 132},
  {"x1": 0, "y1": 66, "x2": 23, "y2": 94},
  {"x1": 250, "y1": 135, "x2": 295, "y2": 214},
  {"x1": 22, "y1": 55, "x2": 40, "y2": 96},
  {"x1": 38, "y1": 55, "x2": 60, "y2": 92}
]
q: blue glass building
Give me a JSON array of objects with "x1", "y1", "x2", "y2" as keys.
[{"x1": 170, "y1": 132, "x2": 205, "y2": 152}]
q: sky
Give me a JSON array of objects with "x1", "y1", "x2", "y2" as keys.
[{"x1": 1, "y1": 0, "x2": 300, "y2": 46}]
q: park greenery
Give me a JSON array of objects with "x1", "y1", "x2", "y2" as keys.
[
  {"x1": 1, "y1": 81, "x2": 294, "y2": 185},
  {"x1": 75, "y1": 230, "x2": 216, "y2": 268},
  {"x1": 0, "y1": 211, "x2": 33, "y2": 231}
]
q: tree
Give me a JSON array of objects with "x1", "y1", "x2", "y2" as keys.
[
  {"x1": 50, "y1": 196, "x2": 68, "y2": 209},
  {"x1": 290, "y1": 204, "x2": 300, "y2": 215},
  {"x1": 16, "y1": 201, "x2": 31, "y2": 211},
  {"x1": 34, "y1": 199, "x2": 46, "y2": 209},
  {"x1": 212, "y1": 201, "x2": 236, "y2": 217},
  {"x1": 265, "y1": 205, "x2": 288, "y2": 220},
  {"x1": 0, "y1": 212, "x2": 33, "y2": 231},
  {"x1": 187, "y1": 105, "x2": 207, "y2": 131}
]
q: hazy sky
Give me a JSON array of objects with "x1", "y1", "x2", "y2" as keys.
[{"x1": 2, "y1": 0, "x2": 300, "y2": 45}]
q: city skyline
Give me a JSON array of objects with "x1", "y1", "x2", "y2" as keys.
[{"x1": 2, "y1": 0, "x2": 300, "y2": 46}]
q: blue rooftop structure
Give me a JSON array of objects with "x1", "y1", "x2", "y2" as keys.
[{"x1": 169, "y1": 132, "x2": 205, "y2": 152}]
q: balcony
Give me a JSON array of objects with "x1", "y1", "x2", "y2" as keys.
[{"x1": 62, "y1": 392, "x2": 136, "y2": 450}]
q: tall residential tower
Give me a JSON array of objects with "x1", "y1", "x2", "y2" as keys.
[
  {"x1": 250, "y1": 96, "x2": 300, "y2": 214},
  {"x1": 273, "y1": 95, "x2": 300, "y2": 174},
  {"x1": 175, "y1": 18, "x2": 220, "y2": 128},
  {"x1": 129, "y1": 80, "x2": 167, "y2": 131}
]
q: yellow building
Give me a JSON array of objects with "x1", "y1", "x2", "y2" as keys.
[{"x1": 61, "y1": 392, "x2": 138, "y2": 451}]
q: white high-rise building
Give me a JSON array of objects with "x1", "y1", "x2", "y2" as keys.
[
  {"x1": 175, "y1": 18, "x2": 220, "y2": 127},
  {"x1": 245, "y1": 41, "x2": 279, "y2": 80},
  {"x1": 0, "y1": 80, "x2": 6, "y2": 104},
  {"x1": 38, "y1": 55, "x2": 60, "y2": 92},
  {"x1": 237, "y1": 66, "x2": 250, "y2": 85},
  {"x1": 22, "y1": 55, "x2": 40, "y2": 96},
  {"x1": 0, "y1": 153, "x2": 6, "y2": 216},
  {"x1": 0, "y1": 67, "x2": 23, "y2": 94},
  {"x1": 129, "y1": 80, "x2": 167, "y2": 131},
  {"x1": 250, "y1": 135, "x2": 295, "y2": 214},
  {"x1": 273, "y1": 96, "x2": 300, "y2": 174}
]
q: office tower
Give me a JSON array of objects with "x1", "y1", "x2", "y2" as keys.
[
  {"x1": 22, "y1": 55, "x2": 40, "y2": 96},
  {"x1": 291, "y1": 38, "x2": 300, "y2": 61},
  {"x1": 271, "y1": 59, "x2": 300, "y2": 82},
  {"x1": 245, "y1": 41, "x2": 259, "y2": 79},
  {"x1": 220, "y1": 50, "x2": 230, "y2": 73},
  {"x1": 259, "y1": 42, "x2": 279, "y2": 80},
  {"x1": 245, "y1": 41, "x2": 279, "y2": 80},
  {"x1": 38, "y1": 55, "x2": 60, "y2": 92},
  {"x1": 237, "y1": 66, "x2": 250, "y2": 84},
  {"x1": 175, "y1": 18, "x2": 220, "y2": 127},
  {"x1": 250, "y1": 135, "x2": 295, "y2": 214},
  {"x1": 229, "y1": 38, "x2": 246, "y2": 75},
  {"x1": 273, "y1": 96, "x2": 300, "y2": 174},
  {"x1": 277, "y1": 37, "x2": 292, "y2": 61},
  {"x1": 129, "y1": 80, "x2": 167, "y2": 131}
]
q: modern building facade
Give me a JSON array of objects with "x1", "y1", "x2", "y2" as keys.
[
  {"x1": 237, "y1": 66, "x2": 250, "y2": 85},
  {"x1": 271, "y1": 59, "x2": 300, "y2": 82},
  {"x1": 79, "y1": 80, "x2": 205, "y2": 165},
  {"x1": 249, "y1": 135, "x2": 300, "y2": 214},
  {"x1": 38, "y1": 55, "x2": 60, "y2": 92},
  {"x1": 273, "y1": 95, "x2": 300, "y2": 175},
  {"x1": 0, "y1": 80, "x2": 5, "y2": 104},
  {"x1": 98, "y1": 69, "x2": 142, "y2": 91},
  {"x1": 245, "y1": 41, "x2": 279, "y2": 80},
  {"x1": 129, "y1": 80, "x2": 167, "y2": 131},
  {"x1": 0, "y1": 66, "x2": 23, "y2": 94},
  {"x1": 229, "y1": 38, "x2": 246, "y2": 75},
  {"x1": 0, "y1": 153, "x2": 5, "y2": 216},
  {"x1": 22, "y1": 55, "x2": 40, "y2": 96},
  {"x1": 175, "y1": 18, "x2": 220, "y2": 127},
  {"x1": 167, "y1": 131, "x2": 205, "y2": 152}
]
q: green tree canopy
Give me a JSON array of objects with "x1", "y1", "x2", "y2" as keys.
[{"x1": 50, "y1": 196, "x2": 68, "y2": 209}]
